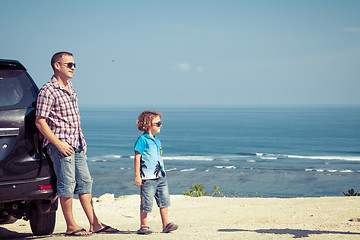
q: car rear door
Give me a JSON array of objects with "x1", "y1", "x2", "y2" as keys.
[{"x1": 0, "y1": 64, "x2": 40, "y2": 182}]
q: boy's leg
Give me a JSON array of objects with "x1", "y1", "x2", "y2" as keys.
[
  {"x1": 155, "y1": 177, "x2": 177, "y2": 231},
  {"x1": 160, "y1": 207, "x2": 178, "y2": 233},
  {"x1": 137, "y1": 211, "x2": 152, "y2": 234},
  {"x1": 159, "y1": 207, "x2": 169, "y2": 229},
  {"x1": 139, "y1": 179, "x2": 155, "y2": 227},
  {"x1": 140, "y1": 211, "x2": 148, "y2": 227}
]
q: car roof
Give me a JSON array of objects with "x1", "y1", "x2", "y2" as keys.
[{"x1": 0, "y1": 59, "x2": 27, "y2": 71}]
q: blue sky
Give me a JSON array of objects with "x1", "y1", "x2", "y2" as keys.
[{"x1": 1, "y1": 0, "x2": 359, "y2": 107}]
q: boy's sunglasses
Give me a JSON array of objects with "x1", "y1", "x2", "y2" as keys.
[
  {"x1": 153, "y1": 121, "x2": 162, "y2": 127},
  {"x1": 58, "y1": 62, "x2": 76, "y2": 68}
]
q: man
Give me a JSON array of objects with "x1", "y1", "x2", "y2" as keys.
[{"x1": 35, "y1": 52, "x2": 117, "y2": 236}]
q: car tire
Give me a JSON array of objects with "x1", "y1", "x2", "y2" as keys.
[{"x1": 29, "y1": 204, "x2": 56, "y2": 236}]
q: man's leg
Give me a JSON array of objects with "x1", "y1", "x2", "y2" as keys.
[
  {"x1": 60, "y1": 196, "x2": 92, "y2": 235},
  {"x1": 78, "y1": 193, "x2": 102, "y2": 232},
  {"x1": 47, "y1": 144, "x2": 92, "y2": 236},
  {"x1": 78, "y1": 193, "x2": 118, "y2": 232},
  {"x1": 75, "y1": 146, "x2": 117, "y2": 233}
]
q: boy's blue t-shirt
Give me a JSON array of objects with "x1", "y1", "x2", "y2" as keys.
[{"x1": 134, "y1": 132, "x2": 165, "y2": 180}]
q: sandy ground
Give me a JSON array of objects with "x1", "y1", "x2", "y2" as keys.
[{"x1": 1, "y1": 194, "x2": 360, "y2": 240}]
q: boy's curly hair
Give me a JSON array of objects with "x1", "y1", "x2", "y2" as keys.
[{"x1": 136, "y1": 110, "x2": 162, "y2": 132}]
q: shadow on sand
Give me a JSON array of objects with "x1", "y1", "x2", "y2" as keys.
[
  {"x1": 0, "y1": 227, "x2": 35, "y2": 240},
  {"x1": 0, "y1": 227, "x2": 137, "y2": 240},
  {"x1": 218, "y1": 228, "x2": 360, "y2": 238}
]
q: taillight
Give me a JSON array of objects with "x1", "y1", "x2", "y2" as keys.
[{"x1": 39, "y1": 185, "x2": 52, "y2": 190}]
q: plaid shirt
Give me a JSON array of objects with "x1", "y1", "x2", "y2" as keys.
[{"x1": 36, "y1": 76, "x2": 86, "y2": 148}]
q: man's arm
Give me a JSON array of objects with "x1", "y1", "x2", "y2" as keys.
[{"x1": 35, "y1": 116, "x2": 74, "y2": 156}]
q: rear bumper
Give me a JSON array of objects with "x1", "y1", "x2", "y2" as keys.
[{"x1": 0, "y1": 176, "x2": 56, "y2": 203}]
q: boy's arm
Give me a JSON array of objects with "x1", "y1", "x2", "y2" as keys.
[
  {"x1": 162, "y1": 157, "x2": 165, "y2": 169},
  {"x1": 35, "y1": 116, "x2": 74, "y2": 156},
  {"x1": 134, "y1": 151, "x2": 142, "y2": 187},
  {"x1": 160, "y1": 147, "x2": 165, "y2": 169}
]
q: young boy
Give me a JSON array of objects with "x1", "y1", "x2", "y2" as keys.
[{"x1": 133, "y1": 110, "x2": 178, "y2": 234}]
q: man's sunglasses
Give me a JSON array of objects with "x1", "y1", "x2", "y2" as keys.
[
  {"x1": 58, "y1": 62, "x2": 76, "y2": 68},
  {"x1": 153, "y1": 121, "x2": 162, "y2": 127}
]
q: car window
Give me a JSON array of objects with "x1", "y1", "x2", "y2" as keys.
[{"x1": 0, "y1": 70, "x2": 37, "y2": 110}]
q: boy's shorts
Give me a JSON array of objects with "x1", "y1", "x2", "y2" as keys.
[
  {"x1": 47, "y1": 142, "x2": 92, "y2": 198},
  {"x1": 140, "y1": 176, "x2": 170, "y2": 213}
]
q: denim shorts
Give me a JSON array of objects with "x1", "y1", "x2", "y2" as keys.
[
  {"x1": 140, "y1": 176, "x2": 171, "y2": 213},
  {"x1": 47, "y1": 142, "x2": 92, "y2": 198}
]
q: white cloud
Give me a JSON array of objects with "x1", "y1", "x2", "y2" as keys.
[
  {"x1": 179, "y1": 63, "x2": 190, "y2": 71},
  {"x1": 196, "y1": 66, "x2": 204, "y2": 74},
  {"x1": 172, "y1": 63, "x2": 190, "y2": 72},
  {"x1": 343, "y1": 27, "x2": 360, "y2": 33},
  {"x1": 172, "y1": 63, "x2": 204, "y2": 74}
]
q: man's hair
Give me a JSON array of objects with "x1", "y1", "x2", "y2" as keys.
[
  {"x1": 51, "y1": 51, "x2": 73, "y2": 71},
  {"x1": 136, "y1": 110, "x2": 162, "y2": 132}
]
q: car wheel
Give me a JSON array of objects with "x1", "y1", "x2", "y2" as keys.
[{"x1": 29, "y1": 204, "x2": 56, "y2": 236}]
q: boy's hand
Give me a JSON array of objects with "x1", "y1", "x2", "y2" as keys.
[{"x1": 134, "y1": 176, "x2": 142, "y2": 187}]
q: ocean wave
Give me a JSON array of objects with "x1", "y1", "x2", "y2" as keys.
[
  {"x1": 216, "y1": 155, "x2": 250, "y2": 161},
  {"x1": 91, "y1": 152, "x2": 360, "y2": 163},
  {"x1": 257, "y1": 153, "x2": 280, "y2": 160},
  {"x1": 305, "y1": 169, "x2": 356, "y2": 173},
  {"x1": 237, "y1": 152, "x2": 257, "y2": 156},
  {"x1": 339, "y1": 169, "x2": 355, "y2": 173},
  {"x1": 166, "y1": 168, "x2": 178, "y2": 172},
  {"x1": 162, "y1": 156, "x2": 214, "y2": 161},
  {"x1": 288, "y1": 155, "x2": 360, "y2": 161},
  {"x1": 260, "y1": 157, "x2": 277, "y2": 160},
  {"x1": 88, "y1": 154, "x2": 122, "y2": 161},
  {"x1": 214, "y1": 166, "x2": 237, "y2": 169},
  {"x1": 88, "y1": 159, "x2": 107, "y2": 162},
  {"x1": 256, "y1": 152, "x2": 360, "y2": 162},
  {"x1": 180, "y1": 168, "x2": 197, "y2": 172},
  {"x1": 99, "y1": 154, "x2": 122, "y2": 159}
]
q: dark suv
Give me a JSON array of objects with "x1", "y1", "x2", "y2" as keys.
[{"x1": 0, "y1": 59, "x2": 57, "y2": 235}]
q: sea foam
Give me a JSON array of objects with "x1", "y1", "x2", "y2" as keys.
[
  {"x1": 162, "y1": 156, "x2": 214, "y2": 161},
  {"x1": 288, "y1": 155, "x2": 360, "y2": 161}
]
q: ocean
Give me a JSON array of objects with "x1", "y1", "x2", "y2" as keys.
[{"x1": 80, "y1": 105, "x2": 360, "y2": 198}]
